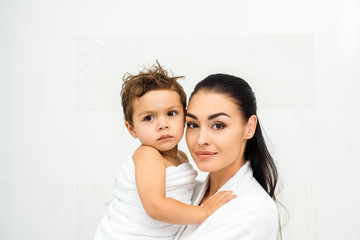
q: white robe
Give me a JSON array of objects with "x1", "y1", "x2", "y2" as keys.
[{"x1": 174, "y1": 161, "x2": 278, "y2": 240}]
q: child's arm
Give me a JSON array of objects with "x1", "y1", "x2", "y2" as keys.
[{"x1": 133, "y1": 146, "x2": 236, "y2": 225}]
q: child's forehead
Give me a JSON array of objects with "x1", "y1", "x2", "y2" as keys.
[{"x1": 132, "y1": 89, "x2": 182, "y2": 110}]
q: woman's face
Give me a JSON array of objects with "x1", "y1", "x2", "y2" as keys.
[{"x1": 186, "y1": 91, "x2": 254, "y2": 174}]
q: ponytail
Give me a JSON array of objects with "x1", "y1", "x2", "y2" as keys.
[{"x1": 245, "y1": 120, "x2": 278, "y2": 199}]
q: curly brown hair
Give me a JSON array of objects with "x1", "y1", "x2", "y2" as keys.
[{"x1": 121, "y1": 62, "x2": 187, "y2": 126}]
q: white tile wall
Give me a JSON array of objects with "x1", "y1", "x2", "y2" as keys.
[
  {"x1": 0, "y1": 0, "x2": 77, "y2": 39},
  {"x1": 0, "y1": 39, "x2": 77, "y2": 111},
  {"x1": 0, "y1": 111, "x2": 77, "y2": 184},
  {"x1": 78, "y1": 36, "x2": 315, "y2": 110},
  {"x1": 278, "y1": 182, "x2": 317, "y2": 240},
  {"x1": 0, "y1": 0, "x2": 78, "y2": 239},
  {"x1": 78, "y1": 0, "x2": 313, "y2": 38},
  {"x1": 259, "y1": 108, "x2": 318, "y2": 183},
  {"x1": 0, "y1": 185, "x2": 77, "y2": 240},
  {"x1": 315, "y1": 35, "x2": 360, "y2": 108},
  {"x1": 317, "y1": 109, "x2": 360, "y2": 183},
  {"x1": 2, "y1": 0, "x2": 360, "y2": 239},
  {"x1": 77, "y1": 184, "x2": 113, "y2": 240},
  {"x1": 77, "y1": 111, "x2": 139, "y2": 185},
  {"x1": 314, "y1": 0, "x2": 360, "y2": 34},
  {"x1": 318, "y1": 182, "x2": 360, "y2": 239}
]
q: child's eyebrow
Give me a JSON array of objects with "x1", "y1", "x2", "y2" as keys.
[
  {"x1": 137, "y1": 105, "x2": 182, "y2": 116},
  {"x1": 137, "y1": 111, "x2": 153, "y2": 117},
  {"x1": 167, "y1": 105, "x2": 182, "y2": 109},
  {"x1": 186, "y1": 112, "x2": 230, "y2": 120}
]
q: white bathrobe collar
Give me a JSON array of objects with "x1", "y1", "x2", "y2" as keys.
[{"x1": 192, "y1": 161, "x2": 253, "y2": 206}]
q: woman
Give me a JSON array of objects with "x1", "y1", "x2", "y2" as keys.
[{"x1": 175, "y1": 74, "x2": 279, "y2": 240}]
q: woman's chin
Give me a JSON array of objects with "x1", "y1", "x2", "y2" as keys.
[{"x1": 195, "y1": 162, "x2": 218, "y2": 173}]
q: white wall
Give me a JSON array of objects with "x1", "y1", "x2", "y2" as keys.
[{"x1": 1, "y1": 0, "x2": 360, "y2": 239}]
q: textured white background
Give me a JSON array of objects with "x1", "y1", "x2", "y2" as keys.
[{"x1": 1, "y1": 0, "x2": 360, "y2": 239}]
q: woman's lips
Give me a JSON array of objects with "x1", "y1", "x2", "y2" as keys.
[{"x1": 194, "y1": 150, "x2": 217, "y2": 159}]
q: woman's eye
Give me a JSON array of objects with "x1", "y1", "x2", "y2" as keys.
[
  {"x1": 187, "y1": 122, "x2": 198, "y2": 129},
  {"x1": 168, "y1": 111, "x2": 177, "y2": 117},
  {"x1": 213, "y1": 123, "x2": 225, "y2": 130},
  {"x1": 144, "y1": 115, "x2": 154, "y2": 121}
]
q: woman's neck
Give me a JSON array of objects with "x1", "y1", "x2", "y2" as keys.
[{"x1": 207, "y1": 158, "x2": 246, "y2": 197}]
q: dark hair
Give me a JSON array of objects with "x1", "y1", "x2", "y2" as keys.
[
  {"x1": 190, "y1": 73, "x2": 278, "y2": 199},
  {"x1": 121, "y1": 62, "x2": 187, "y2": 126}
]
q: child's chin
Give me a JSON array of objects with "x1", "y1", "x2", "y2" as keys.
[{"x1": 156, "y1": 144, "x2": 177, "y2": 152}]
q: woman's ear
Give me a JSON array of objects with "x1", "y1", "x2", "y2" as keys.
[
  {"x1": 244, "y1": 115, "x2": 257, "y2": 139},
  {"x1": 125, "y1": 121, "x2": 138, "y2": 138}
]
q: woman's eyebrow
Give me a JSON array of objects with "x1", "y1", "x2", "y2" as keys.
[
  {"x1": 185, "y1": 113, "x2": 197, "y2": 119},
  {"x1": 208, "y1": 112, "x2": 230, "y2": 120},
  {"x1": 186, "y1": 112, "x2": 230, "y2": 120}
]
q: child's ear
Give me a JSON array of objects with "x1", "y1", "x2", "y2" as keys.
[
  {"x1": 244, "y1": 115, "x2": 257, "y2": 140},
  {"x1": 125, "y1": 121, "x2": 137, "y2": 138}
]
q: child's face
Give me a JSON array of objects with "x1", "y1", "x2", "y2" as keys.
[{"x1": 125, "y1": 90, "x2": 185, "y2": 153}]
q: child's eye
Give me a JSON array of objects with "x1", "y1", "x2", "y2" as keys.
[
  {"x1": 212, "y1": 123, "x2": 225, "y2": 130},
  {"x1": 144, "y1": 115, "x2": 154, "y2": 121},
  {"x1": 187, "y1": 122, "x2": 198, "y2": 129},
  {"x1": 167, "y1": 111, "x2": 177, "y2": 117}
]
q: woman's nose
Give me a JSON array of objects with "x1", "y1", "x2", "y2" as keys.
[{"x1": 197, "y1": 128, "x2": 210, "y2": 146}]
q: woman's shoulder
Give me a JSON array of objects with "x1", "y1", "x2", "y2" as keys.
[
  {"x1": 188, "y1": 184, "x2": 279, "y2": 239},
  {"x1": 201, "y1": 183, "x2": 278, "y2": 238},
  {"x1": 220, "y1": 178, "x2": 278, "y2": 230},
  {"x1": 236, "y1": 178, "x2": 277, "y2": 213},
  {"x1": 220, "y1": 162, "x2": 277, "y2": 217}
]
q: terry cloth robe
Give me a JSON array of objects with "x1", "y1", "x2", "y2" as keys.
[
  {"x1": 94, "y1": 157, "x2": 198, "y2": 240},
  {"x1": 174, "y1": 161, "x2": 278, "y2": 240}
]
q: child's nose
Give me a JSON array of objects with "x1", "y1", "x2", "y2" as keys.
[{"x1": 157, "y1": 117, "x2": 169, "y2": 130}]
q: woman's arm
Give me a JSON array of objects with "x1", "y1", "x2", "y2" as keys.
[{"x1": 133, "y1": 146, "x2": 235, "y2": 225}]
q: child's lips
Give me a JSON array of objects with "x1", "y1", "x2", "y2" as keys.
[{"x1": 158, "y1": 134, "x2": 173, "y2": 141}]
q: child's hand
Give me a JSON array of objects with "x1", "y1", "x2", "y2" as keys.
[{"x1": 201, "y1": 191, "x2": 237, "y2": 218}]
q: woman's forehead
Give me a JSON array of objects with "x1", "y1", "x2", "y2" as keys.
[
  {"x1": 189, "y1": 91, "x2": 231, "y2": 106},
  {"x1": 187, "y1": 91, "x2": 240, "y2": 118}
]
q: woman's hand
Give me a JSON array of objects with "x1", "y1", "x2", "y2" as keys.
[{"x1": 201, "y1": 191, "x2": 237, "y2": 218}]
